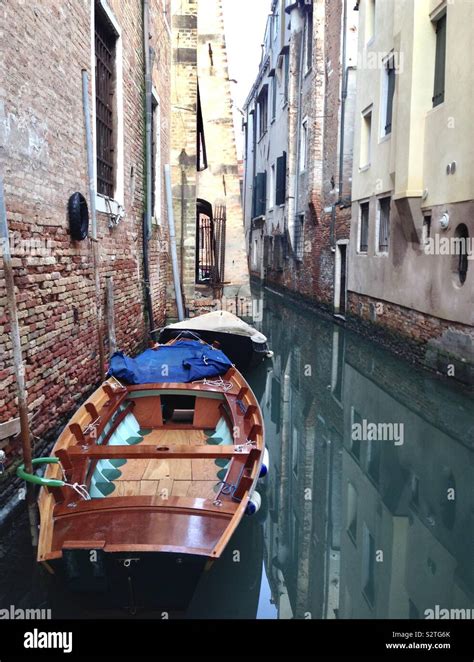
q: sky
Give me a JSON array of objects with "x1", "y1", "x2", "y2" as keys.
[{"x1": 222, "y1": 0, "x2": 272, "y2": 157}]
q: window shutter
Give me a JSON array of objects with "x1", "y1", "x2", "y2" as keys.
[
  {"x1": 252, "y1": 175, "x2": 257, "y2": 219},
  {"x1": 256, "y1": 172, "x2": 267, "y2": 217},
  {"x1": 276, "y1": 152, "x2": 287, "y2": 206},
  {"x1": 385, "y1": 64, "x2": 395, "y2": 134},
  {"x1": 433, "y1": 14, "x2": 446, "y2": 107}
]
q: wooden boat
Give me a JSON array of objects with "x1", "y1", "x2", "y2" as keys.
[
  {"x1": 159, "y1": 310, "x2": 272, "y2": 372},
  {"x1": 21, "y1": 340, "x2": 265, "y2": 608}
]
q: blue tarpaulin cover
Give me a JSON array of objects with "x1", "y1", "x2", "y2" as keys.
[{"x1": 108, "y1": 340, "x2": 233, "y2": 385}]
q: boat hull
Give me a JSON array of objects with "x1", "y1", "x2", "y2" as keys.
[
  {"x1": 47, "y1": 549, "x2": 208, "y2": 612},
  {"x1": 158, "y1": 327, "x2": 269, "y2": 371}
]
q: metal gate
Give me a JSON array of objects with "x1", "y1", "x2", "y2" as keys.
[{"x1": 196, "y1": 200, "x2": 226, "y2": 287}]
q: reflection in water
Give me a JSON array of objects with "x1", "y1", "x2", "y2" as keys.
[
  {"x1": 248, "y1": 286, "x2": 474, "y2": 620},
  {"x1": 0, "y1": 285, "x2": 473, "y2": 619}
]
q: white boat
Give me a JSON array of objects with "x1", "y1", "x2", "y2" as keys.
[{"x1": 159, "y1": 311, "x2": 272, "y2": 371}]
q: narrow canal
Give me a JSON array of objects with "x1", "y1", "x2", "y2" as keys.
[{"x1": 1, "y1": 286, "x2": 473, "y2": 619}]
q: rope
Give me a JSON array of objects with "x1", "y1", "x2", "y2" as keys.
[
  {"x1": 199, "y1": 376, "x2": 233, "y2": 392},
  {"x1": 64, "y1": 483, "x2": 91, "y2": 501}
]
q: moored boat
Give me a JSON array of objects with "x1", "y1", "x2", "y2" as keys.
[
  {"x1": 158, "y1": 310, "x2": 272, "y2": 372},
  {"x1": 18, "y1": 339, "x2": 265, "y2": 609}
]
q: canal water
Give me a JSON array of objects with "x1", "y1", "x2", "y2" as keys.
[{"x1": 1, "y1": 286, "x2": 472, "y2": 619}]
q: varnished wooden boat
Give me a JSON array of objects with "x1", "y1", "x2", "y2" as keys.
[{"x1": 30, "y1": 341, "x2": 265, "y2": 607}]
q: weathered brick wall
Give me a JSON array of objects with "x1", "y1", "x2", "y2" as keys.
[
  {"x1": 347, "y1": 292, "x2": 474, "y2": 386},
  {"x1": 265, "y1": 0, "x2": 350, "y2": 308},
  {"x1": 0, "y1": 0, "x2": 171, "y2": 473}
]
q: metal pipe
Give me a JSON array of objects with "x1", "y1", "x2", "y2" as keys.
[
  {"x1": 338, "y1": 0, "x2": 349, "y2": 202},
  {"x1": 142, "y1": 0, "x2": 156, "y2": 339},
  {"x1": 294, "y1": 18, "x2": 305, "y2": 229},
  {"x1": 0, "y1": 176, "x2": 38, "y2": 546},
  {"x1": 164, "y1": 164, "x2": 185, "y2": 321},
  {"x1": 143, "y1": 0, "x2": 153, "y2": 239},
  {"x1": 81, "y1": 69, "x2": 106, "y2": 379}
]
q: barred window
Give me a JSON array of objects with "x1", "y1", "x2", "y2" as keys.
[
  {"x1": 95, "y1": 2, "x2": 117, "y2": 198},
  {"x1": 359, "y1": 202, "x2": 369, "y2": 253},
  {"x1": 377, "y1": 197, "x2": 391, "y2": 253},
  {"x1": 295, "y1": 214, "x2": 304, "y2": 261}
]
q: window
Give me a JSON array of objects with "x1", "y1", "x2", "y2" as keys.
[
  {"x1": 95, "y1": 2, "x2": 118, "y2": 198},
  {"x1": 350, "y1": 407, "x2": 362, "y2": 460},
  {"x1": 284, "y1": 51, "x2": 290, "y2": 103},
  {"x1": 423, "y1": 215, "x2": 432, "y2": 245},
  {"x1": 454, "y1": 224, "x2": 469, "y2": 286},
  {"x1": 151, "y1": 94, "x2": 161, "y2": 223},
  {"x1": 362, "y1": 524, "x2": 376, "y2": 607},
  {"x1": 264, "y1": 236, "x2": 273, "y2": 269},
  {"x1": 269, "y1": 164, "x2": 275, "y2": 209},
  {"x1": 382, "y1": 57, "x2": 396, "y2": 135},
  {"x1": 360, "y1": 108, "x2": 372, "y2": 168},
  {"x1": 276, "y1": 152, "x2": 287, "y2": 205},
  {"x1": 271, "y1": 76, "x2": 277, "y2": 120},
  {"x1": 295, "y1": 214, "x2": 304, "y2": 261},
  {"x1": 433, "y1": 13, "x2": 447, "y2": 107},
  {"x1": 304, "y1": 9, "x2": 313, "y2": 73},
  {"x1": 377, "y1": 197, "x2": 391, "y2": 253},
  {"x1": 366, "y1": 0, "x2": 375, "y2": 44},
  {"x1": 359, "y1": 202, "x2": 369, "y2": 253},
  {"x1": 367, "y1": 438, "x2": 381, "y2": 483},
  {"x1": 257, "y1": 86, "x2": 268, "y2": 138},
  {"x1": 347, "y1": 483, "x2": 358, "y2": 544},
  {"x1": 252, "y1": 172, "x2": 267, "y2": 219},
  {"x1": 300, "y1": 118, "x2": 308, "y2": 172},
  {"x1": 197, "y1": 84, "x2": 208, "y2": 171}
]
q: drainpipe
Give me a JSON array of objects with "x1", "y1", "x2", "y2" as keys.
[
  {"x1": 82, "y1": 70, "x2": 106, "y2": 378},
  {"x1": 165, "y1": 164, "x2": 185, "y2": 321},
  {"x1": 143, "y1": 0, "x2": 155, "y2": 338},
  {"x1": 287, "y1": 4, "x2": 304, "y2": 249},
  {"x1": 331, "y1": 0, "x2": 350, "y2": 251}
]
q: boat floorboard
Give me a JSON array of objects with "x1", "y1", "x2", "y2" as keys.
[{"x1": 110, "y1": 428, "x2": 221, "y2": 500}]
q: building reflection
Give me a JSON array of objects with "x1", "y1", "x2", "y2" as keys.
[{"x1": 252, "y1": 287, "x2": 474, "y2": 619}]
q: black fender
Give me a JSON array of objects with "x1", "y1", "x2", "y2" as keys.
[{"x1": 68, "y1": 192, "x2": 89, "y2": 241}]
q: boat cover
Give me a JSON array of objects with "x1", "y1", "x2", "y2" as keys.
[
  {"x1": 163, "y1": 311, "x2": 267, "y2": 345},
  {"x1": 108, "y1": 341, "x2": 233, "y2": 385}
]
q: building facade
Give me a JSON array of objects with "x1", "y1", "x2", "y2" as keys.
[
  {"x1": 0, "y1": 0, "x2": 171, "y2": 469},
  {"x1": 348, "y1": 0, "x2": 474, "y2": 383},
  {"x1": 169, "y1": 0, "x2": 250, "y2": 319},
  {"x1": 243, "y1": 0, "x2": 358, "y2": 315}
]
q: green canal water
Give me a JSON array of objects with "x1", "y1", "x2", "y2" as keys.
[{"x1": 1, "y1": 286, "x2": 473, "y2": 619}]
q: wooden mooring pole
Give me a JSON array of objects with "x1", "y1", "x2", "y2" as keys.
[
  {"x1": 106, "y1": 276, "x2": 117, "y2": 357},
  {"x1": 0, "y1": 176, "x2": 38, "y2": 545}
]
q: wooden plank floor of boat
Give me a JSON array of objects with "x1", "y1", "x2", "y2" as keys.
[{"x1": 111, "y1": 429, "x2": 220, "y2": 501}]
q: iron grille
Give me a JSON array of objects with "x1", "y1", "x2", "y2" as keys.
[
  {"x1": 196, "y1": 203, "x2": 226, "y2": 287},
  {"x1": 95, "y1": 6, "x2": 116, "y2": 198}
]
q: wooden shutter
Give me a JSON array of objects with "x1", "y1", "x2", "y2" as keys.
[
  {"x1": 360, "y1": 203, "x2": 369, "y2": 253},
  {"x1": 256, "y1": 172, "x2": 267, "y2": 217},
  {"x1": 378, "y1": 198, "x2": 391, "y2": 252},
  {"x1": 385, "y1": 63, "x2": 396, "y2": 134},
  {"x1": 433, "y1": 14, "x2": 446, "y2": 107},
  {"x1": 276, "y1": 152, "x2": 287, "y2": 206}
]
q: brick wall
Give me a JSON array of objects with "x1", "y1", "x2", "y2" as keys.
[
  {"x1": 265, "y1": 0, "x2": 351, "y2": 309},
  {"x1": 0, "y1": 0, "x2": 171, "y2": 474}
]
